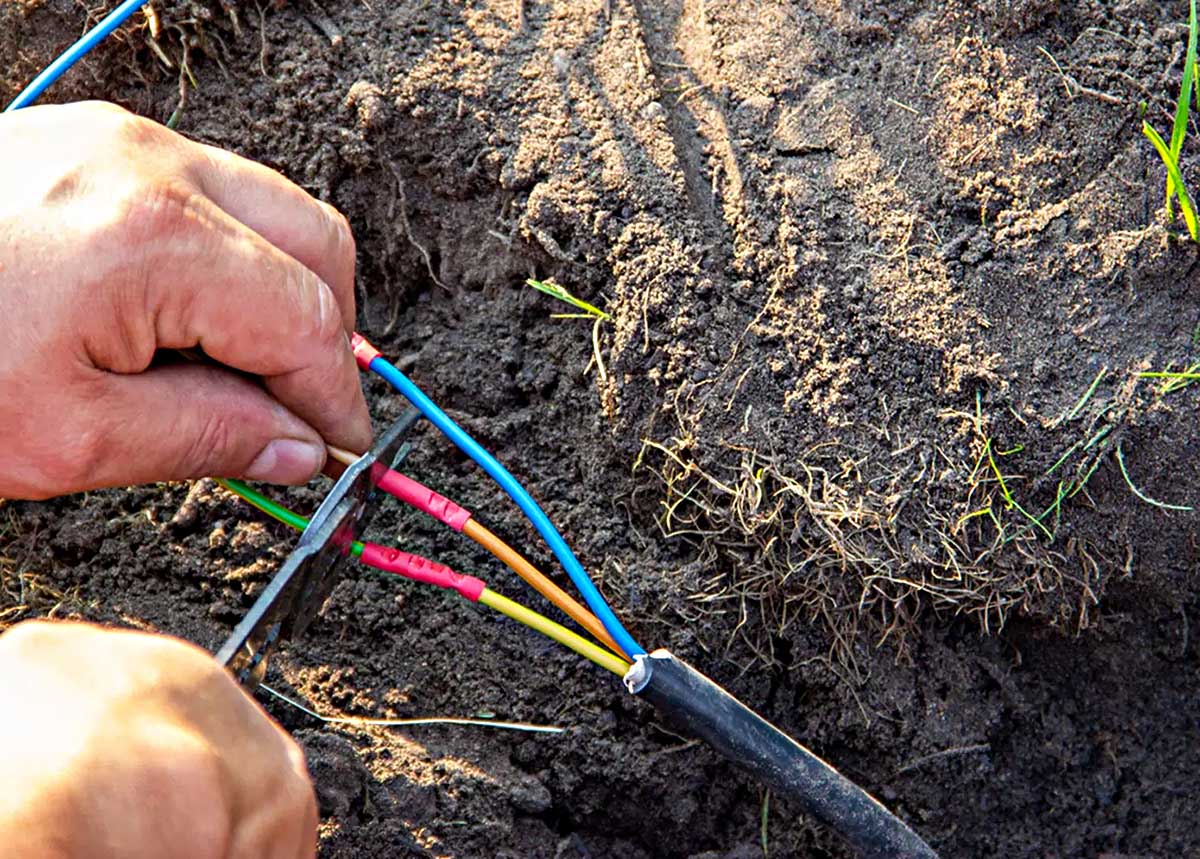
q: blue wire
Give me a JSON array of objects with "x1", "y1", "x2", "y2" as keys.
[
  {"x1": 4, "y1": 0, "x2": 151, "y2": 113},
  {"x1": 367, "y1": 355, "x2": 645, "y2": 658}
]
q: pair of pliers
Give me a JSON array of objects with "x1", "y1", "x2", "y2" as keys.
[{"x1": 215, "y1": 409, "x2": 421, "y2": 687}]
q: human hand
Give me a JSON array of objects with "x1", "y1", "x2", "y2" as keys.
[
  {"x1": 0, "y1": 101, "x2": 372, "y2": 499},
  {"x1": 0, "y1": 620, "x2": 317, "y2": 859}
]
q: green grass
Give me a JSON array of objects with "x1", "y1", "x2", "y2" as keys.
[
  {"x1": 1115, "y1": 442, "x2": 1193, "y2": 512},
  {"x1": 760, "y1": 790, "x2": 771, "y2": 857},
  {"x1": 524, "y1": 278, "x2": 613, "y2": 383},
  {"x1": 1138, "y1": 363, "x2": 1200, "y2": 394},
  {"x1": 1050, "y1": 365, "x2": 1107, "y2": 427},
  {"x1": 525, "y1": 278, "x2": 611, "y2": 320},
  {"x1": 957, "y1": 356, "x2": 1196, "y2": 546},
  {"x1": 1143, "y1": 0, "x2": 1200, "y2": 241}
]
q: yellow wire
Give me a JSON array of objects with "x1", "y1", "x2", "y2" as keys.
[
  {"x1": 217, "y1": 474, "x2": 632, "y2": 676},
  {"x1": 478, "y1": 588, "x2": 631, "y2": 677},
  {"x1": 464, "y1": 519, "x2": 628, "y2": 660}
]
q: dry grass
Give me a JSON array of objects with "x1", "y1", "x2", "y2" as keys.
[
  {"x1": 631, "y1": 380, "x2": 1135, "y2": 675},
  {"x1": 0, "y1": 508, "x2": 85, "y2": 635}
]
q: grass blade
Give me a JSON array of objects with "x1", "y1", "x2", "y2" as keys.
[
  {"x1": 526, "y1": 278, "x2": 611, "y2": 320},
  {"x1": 1168, "y1": 0, "x2": 1199, "y2": 216},
  {"x1": 1144, "y1": 121, "x2": 1200, "y2": 240},
  {"x1": 1115, "y1": 442, "x2": 1194, "y2": 512}
]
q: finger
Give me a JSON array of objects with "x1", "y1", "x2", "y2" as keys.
[
  {"x1": 282, "y1": 745, "x2": 319, "y2": 859},
  {"x1": 186, "y1": 143, "x2": 357, "y2": 332},
  {"x1": 297, "y1": 790, "x2": 319, "y2": 859},
  {"x1": 80, "y1": 363, "x2": 328, "y2": 489},
  {"x1": 118, "y1": 188, "x2": 372, "y2": 452}
]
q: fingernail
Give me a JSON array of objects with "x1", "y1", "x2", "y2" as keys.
[{"x1": 245, "y1": 439, "x2": 325, "y2": 484}]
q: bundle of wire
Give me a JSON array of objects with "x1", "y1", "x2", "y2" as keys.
[
  {"x1": 350, "y1": 334, "x2": 642, "y2": 659},
  {"x1": 216, "y1": 478, "x2": 629, "y2": 678}
]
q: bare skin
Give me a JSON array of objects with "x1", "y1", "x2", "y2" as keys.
[
  {"x1": 0, "y1": 101, "x2": 379, "y2": 856},
  {"x1": 0, "y1": 100, "x2": 373, "y2": 499},
  {"x1": 0, "y1": 621, "x2": 318, "y2": 859}
]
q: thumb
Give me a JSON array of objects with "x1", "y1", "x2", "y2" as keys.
[{"x1": 90, "y1": 363, "x2": 328, "y2": 488}]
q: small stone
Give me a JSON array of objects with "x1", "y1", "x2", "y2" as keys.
[
  {"x1": 510, "y1": 774, "x2": 552, "y2": 814},
  {"x1": 552, "y1": 49, "x2": 571, "y2": 77},
  {"x1": 640, "y1": 100, "x2": 665, "y2": 121}
]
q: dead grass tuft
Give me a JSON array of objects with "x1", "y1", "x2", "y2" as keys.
[{"x1": 632, "y1": 379, "x2": 1135, "y2": 674}]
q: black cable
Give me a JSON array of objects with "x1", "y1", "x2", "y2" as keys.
[{"x1": 629, "y1": 650, "x2": 938, "y2": 859}]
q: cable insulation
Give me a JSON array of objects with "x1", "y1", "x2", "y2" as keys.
[
  {"x1": 479, "y1": 588, "x2": 630, "y2": 677},
  {"x1": 216, "y1": 478, "x2": 316, "y2": 537},
  {"x1": 215, "y1": 479, "x2": 627, "y2": 675},
  {"x1": 5, "y1": 0, "x2": 151, "y2": 112},
  {"x1": 463, "y1": 519, "x2": 626, "y2": 659},
  {"x1": 632, "y1": 650, "x2": 939, "y2": 858},
  {"x1": 321, "y1": 452, "x2": 623, "y2": 656},
  {"x1": 357, "y1": 341, "x2": 644, "y2": 658}
]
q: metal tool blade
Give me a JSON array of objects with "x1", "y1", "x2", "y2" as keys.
[{"x1": 216, "y1": 408, "x2": 421, "y2": 686}]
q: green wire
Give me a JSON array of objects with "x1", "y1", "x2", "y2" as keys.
[{"x1": 215, "y1": 478, "x2": 365, "y2": 558}]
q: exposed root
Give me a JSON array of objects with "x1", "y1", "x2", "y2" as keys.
[
  {"x1": 633, "y1": 393, "x2": 1122, "y2": 672},
  {"x1": 387, "y1": 162, "x2": 449, "y2": 293}
]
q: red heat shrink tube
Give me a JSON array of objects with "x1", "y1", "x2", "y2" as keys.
[
  {"x1": 359, "y1": 543, "x2": 486, "y2": 602},
  {"x1": 371, "y1": 465, "x2": 472, "y2": 532}
]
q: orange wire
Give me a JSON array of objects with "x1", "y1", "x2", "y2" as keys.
[
  {"x1": 327, "y1": 444, "x2": 626, "y2": 659},
  {"x1": 463, "y1": 519, "x2": 629, "y2": 660},
  {"x1": 326, "y1": 445, "x2": 357, "y2": 467}
]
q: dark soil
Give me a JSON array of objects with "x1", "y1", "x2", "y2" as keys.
[{"x1": 2, "y1": 0, "x2": 1199, "y2": 856}]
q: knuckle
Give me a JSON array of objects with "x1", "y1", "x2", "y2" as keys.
[
  {"x1": 107, "y1": 106, "x2": 166, "y2": 149},
  {"x1": 75, "y1": 100, "x2": 135, "y2": 129},
  {"x1": 323, "y1": 203, "x2": 355, "y2": 257},
  {"x1": 177, "y1": 411, "x2": 238, "y2": 478},
  {"x1": 321, "y1": 203, "x2": 357, "y2": 314},
  {"x1": 297, "y1": 272, "x2": 346, "y2": 348},
  {"x1": 116, "y1": 177, "x2": 202, "y2": 247},
  {"x1": 79, "y1": 99, "x2": 127, "y2": 114}
]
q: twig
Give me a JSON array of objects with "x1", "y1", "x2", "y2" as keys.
[
  {"x1": 895, "y1": 743, "x2": 990, "y2": 775},
  {"x1": 388, "y1": 163, "x2": 448, "y2": 291},
  {"x1": 260, "y1": 684, "x2": 567, "y2": 734},
  {"x1": 1038, "y1": 46, "x2": 1123, "y2": 104},
  {"x1": 591, "y1": 316, "x2": 609, "y2": 385}
]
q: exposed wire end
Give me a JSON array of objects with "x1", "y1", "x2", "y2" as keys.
[
  {"x1": 350, "y1": 332, "x2": 381, "y2": 370},
  {"x1": 623, "y1": 654, "x2": 650, "y2": 694},
  {"x1": 359, "y1": 542, "x2": 486, "y2": 601},
  {"x1": 326, "y1": 445, "x2": 358, "y2": 467}
]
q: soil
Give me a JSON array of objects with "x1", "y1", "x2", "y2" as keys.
[{"x1": 2, "y1": 0, "x2": 1199, "y2": 856}]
